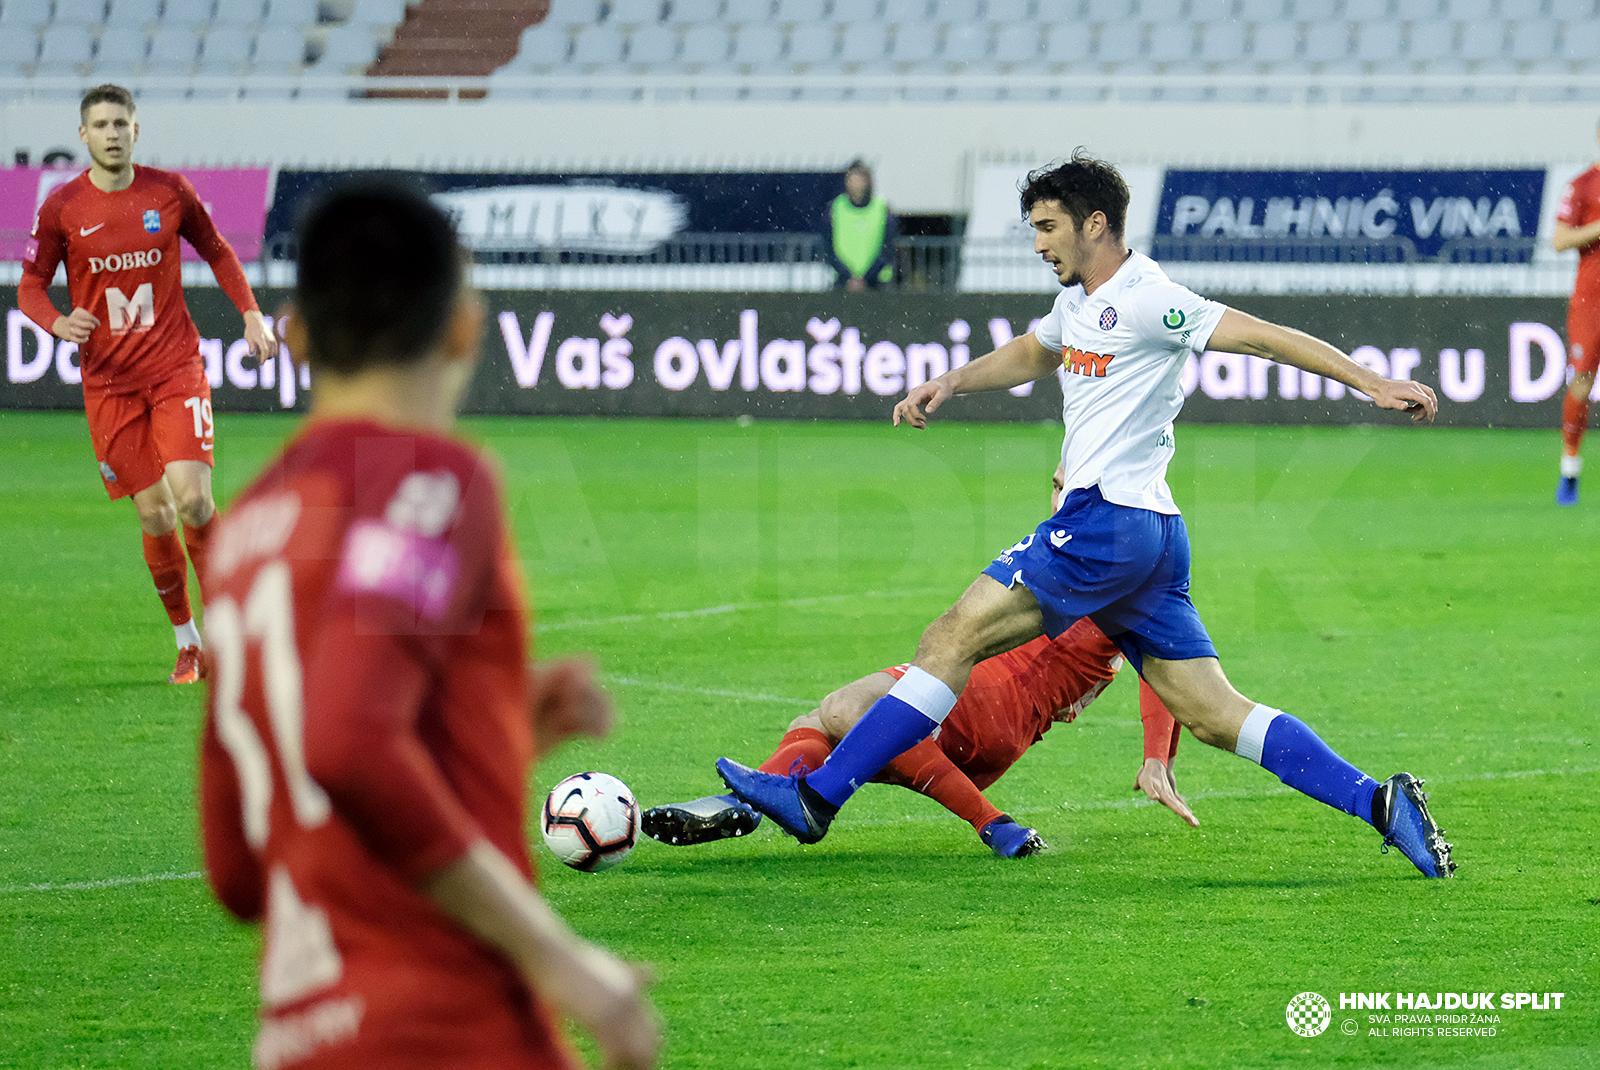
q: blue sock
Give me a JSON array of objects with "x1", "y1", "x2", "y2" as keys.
[
  {"x1": 1236, "y1": 705, "x2": 1381, "y2": 827},
  {"x1": 805, "y1": 667, "x2": 957, "y2": 807}
]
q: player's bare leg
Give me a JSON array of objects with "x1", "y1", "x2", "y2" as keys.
[
  {"x1": 1140, "y1": 655, "x2": 1454, "y2": 877},
  {"x1": 718, "y1": 576, "x2": 1045, "y2": 843},
  {"x1": 132, "y1": 467, "x2": 209, "y2": 682},
  {"x1": 1558, "y1": 369, "x2": 1593, "y2": 506}
]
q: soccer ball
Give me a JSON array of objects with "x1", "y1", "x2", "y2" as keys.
[{"x1": 540, "y1": 772, "x2": 640, "y2": 872}]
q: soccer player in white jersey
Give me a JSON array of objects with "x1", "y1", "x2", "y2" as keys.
[{"x1": 719, "y1": 152, "x2": 1456, "y2": 878}]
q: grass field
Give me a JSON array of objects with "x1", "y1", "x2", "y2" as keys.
[{"x1": 1, "y1": 409, "x2": 1596, "y2": 1070}]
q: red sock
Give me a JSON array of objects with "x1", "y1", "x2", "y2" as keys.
[
  {"x1": 879, "y1": 738, "x2": 1004, "y2": 834},
  {"x1": 758, "y1": 727, "x2": 832, "y2": 777},
  {"x1": 143, "y1": 530, "x2": 193, "y2": 627},
  {"x1": 183, "y1": 513, "x2": 217, "y2": 603},
  {"x1": 1562, "y1": 391, "x2": 1589, "y2": 457}
]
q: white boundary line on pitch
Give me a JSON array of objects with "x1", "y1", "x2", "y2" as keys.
[
  {"x1": 537, "y1": 587, "x2": 945, "y2": 633},
  {"x1": 5, "y1": 763, "x2": 1596, "y2": 893},
  {"x1": 610, "y1": 678, "x2": 817, "y2": 706}
]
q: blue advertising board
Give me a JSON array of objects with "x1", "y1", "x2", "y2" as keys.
[{"x1": 1152, "y1": 169, "x2": 1546, "y2": 264}]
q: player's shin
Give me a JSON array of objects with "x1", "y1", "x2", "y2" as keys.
[
  {"x1": 183, "y1": 514, "x2": 218, "y2": 602},
  {"x1": 1234, "y1": 704, "x2": 1381, "y2": 826},
  {"x1": 143, "y1": 530, "x2": 194, "y2": 631},
  {"x1": 803, "y1": 667, "x2": 957, "y2": 807},
  {"x1": 758, "y1": 727, "x2": 833, "y2": 777}
]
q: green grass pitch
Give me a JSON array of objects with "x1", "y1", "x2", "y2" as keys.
[{"x1": 1, "y1": 409, "x2": 1596, "y2": 1070}]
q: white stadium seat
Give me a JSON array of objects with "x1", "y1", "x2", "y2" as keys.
[
  {"x1": 1495, "y1": 0, "x2": 1543, "y2": 15},
  {"x1": 1340, "y1": 0, "x2": 1389, "y2": 18},
  {"x1": 992, "y1": 22, "x2": 1039, "y2": 60},
  {"x1": 732, "y1": 21, "x2": 783, "y2": 60},
  {"x1": 345, "y1": 0, "x2": 405, "y2": 26},
  {"x1": 1561, "y1": 19, "x2": 1600, "y2": 58},
  {"x1": 838, "y1": 20, "x2": 887, "y2": 60},
  {"x1": 1508, "y1": 18, "x2": 1556, "y2": 59},
  {"x1": 1550, "y1": 0, "x2": 1595, "y2": 15},
  {"x1": 627, "y1": 22, "x2": 677, "y2": 61},
  {"x1": 315, "y1": 22, "x2": 380, "y2": 65},
  {"x1": 608, "y1": 0, "x2": 663, "y2": 21},
  {"x1": 1249, "y1": 20, "x2": 1297, "y2": 60},
  {"x1": 1406, "y1": 19, "x2": 1452, "y2": 59},
  {"x1": 1146, "y1": 21, "x2": 1193, "y2": 62},
  {"x1": 202, "y1": 21, "x2": 251, "y2": 62},
  {"x1": 95, "y1": 26, "x2": 148, "y2": 65},
  {"x1": 1032, "y1": 0, "x2": 1077, "y2": 20},
  {"x1": 1302, "y1": 20, "x2": 1352, "y2": 62},
  {"x1": 102, "y1": 0, "x2": 159, "y2": 27},
  {"x1": 723, "y1": 0, "x2": 772, "y2": 20},
  {"x1": 1085, "y1": 0, "x2": 1131, "y2": 19},
  {"x1": 513, "y1": 21, "x2": 571, "y2": 62},
  {"x1": 161, "y1": 0, "x2": 214, "y2": 23},
  {"x1": 146, "y1": 23, "x2": 200, "y2": 67},
  {"x1": 890, "y1": 20, "x2": 938, "y2": 60},
  {"x1": 1, "y1": 29, "x2": 40, "y2": 62},
  {"x1": 1044, "y1": 20, "x2": 1091, "y2": 62},
  {"x1": 665, "y1": 0, "x2": 717, "y2": 20},
  {"x1": 787, "y1": 21, "x2": 836, "y2": 60},
  {"x1": 1095, "y1": 19, "x2": 1141, "y2": 61},
  {"x1": 1457, "y1": 20, "x2": 1505, "y2": 59},
  {"x1": 571, "y1": 22, "x2": 626, "y2": 61},
  {"x1": 1198, "y1": 19, "x2": 1245, "y2": 61},
  {"x1": 987, "y1": 0, "x2": 1028, "y2": 17},
  {"x1": 37, "y1": 24, "x2": 95, "y2": 68},
  {"x1": 54, "y1": 0, "x2": 108, "y2": 26},
  {"x1": 932, "y1": 0, "x2": 980, "y2": 20},
  {"x1": 775, "y1": 0, "x2": 826, "y2": 19},
  {"x1": 1354, "y1": 20, "x2": 1402, "y2": 60},
  {"x1": 262, "y1": 0, "x2": 317, "y2": 26},
  {"x1": 547, "y1": 0, "x2": 604, "y2": 24},
  {"x1": 1442, "y1": 0, "x2": 1490, "y2": 16},
  {"x1": 0, "y1": 0, "x2": 52, "y2": 25},
  {"x1": 1235, "y1": 0, "x2": 1284, "y2": 18},
  {"x1": 882, "y1": 0, "x2": 930, "y2": 20},
  {"x1": 252, "y1": 24, "x2": 308, "y2": 64},
  {"x1": 942, "y1": 21, "x2": 989, "y2": 61},
  {"x1": 1392, "y1": 0, "x2": 1439, "y2": 17},
  {"x1": 1138, "y1": 0, "x2": 1182, "y2": 21},
  {"x1": 213, "y1": 0, "x2": 264, "y2": 23},
  {"x1": 678, "y1": 21, "x2": 730, "y2": 60},
  {"x1": 1185, "y1": 0, "x2": 1229, "y2": 18}
]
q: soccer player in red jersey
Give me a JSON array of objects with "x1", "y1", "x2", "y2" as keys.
[
  {"x1": 17, "y1": 84, "x2": 278, "y2": 682},
  {"x1": 644, "y1": 472, "x2": 1195, "y2": 858},
  {"x1": 198, "y1": 182, "x2": 658, "y2": 1070},
  {"x1": 1553, "y1": 120, "x2": 1600, "y2": 506}
]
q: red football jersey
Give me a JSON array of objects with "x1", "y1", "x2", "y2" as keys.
[
  {"x1": 198, "y1": 419, "x2": 575, "y2": 1070},
  {"x1": 1556, "y1": 163, "x2": 1600, "y2": 307},
  {"x1": 19, "y1": 165, "x2": 257, "y2": 394}
]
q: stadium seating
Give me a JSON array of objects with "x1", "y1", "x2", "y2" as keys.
[{"x1": 1, "y1": 0, "x2": 1598, "y2": 102}]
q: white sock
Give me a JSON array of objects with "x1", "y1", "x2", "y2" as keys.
[
  {"x1": 1233, "y1": 703, "x2": 1282, "y2": 763},
  {"x1": 1561, "y1": 454, "x2": 1583, "y2": 479},
  {"x1": 175, "y1": 619, "x2": 202, "y2": 650}
]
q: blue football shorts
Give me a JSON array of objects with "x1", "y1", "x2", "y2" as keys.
[{"x1": 980, "y1": 484, "x2": 1217, "y2": 673}]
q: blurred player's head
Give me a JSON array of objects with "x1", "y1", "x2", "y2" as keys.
[
  {"x1": 294, "y1": 179, "x2": 474, "y2": 375},
  {"x1": 78, "y1": 85, "x2": 137, "y2": 173},
  {"x1": 844, "y1": 159, "x2": 873, "y2": 206},
  {"x1": 1020, "y1": 151, "x2": 1129, "y2": 240}
]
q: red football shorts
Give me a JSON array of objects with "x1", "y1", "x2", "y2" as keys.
[
  {"x1": 1568, "y1": 294, "x2": 1600, "y2": 378},
  {"x1": 881, "y1": 654, "x2": 1040, "y2": 791},
  {"x1": 82, "y1": 358, "x2": 214, "y2": 500}
]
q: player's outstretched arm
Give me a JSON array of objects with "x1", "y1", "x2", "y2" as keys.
[
  {"x1": 1134, "y1": 759, "x2": 1197, "y2": 828},
  {"x1": 1207, "y1": 308, "x2": 1437, "y2": 422},
  {"x1": 1134, "y1": 678, "x2": 1198, "y2": 826},
  {"x1": 1553, "y1": 218, "x2": 1600, "y2": 253},
  {"x1": 425, "y1": 840, "x2": 661, "y2": 1070},
  {"x1": 893, "y1": 331, "x2": 1059, "y2": 428}
]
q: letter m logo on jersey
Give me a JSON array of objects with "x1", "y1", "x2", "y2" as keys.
[{"x1": 106, "y1": 284, "x2": 156, "y2": 334}]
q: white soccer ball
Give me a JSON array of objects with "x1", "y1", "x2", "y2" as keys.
[{"x1": 540, "y1": 772, "x2": 640, "y2": 872}]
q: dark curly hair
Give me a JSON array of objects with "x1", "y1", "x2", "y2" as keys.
[{"x1": 1019, "y1": 150, "x2": 1129, "y2": 239}]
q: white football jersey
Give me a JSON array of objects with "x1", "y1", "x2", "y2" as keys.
[{"x1": 1033, "y1": 250, "x2": 1226, "y2": 515}]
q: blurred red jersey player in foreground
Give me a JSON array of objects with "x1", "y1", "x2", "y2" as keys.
[
  {"x1": 18, "y1": 83, "x2": 278, "y2": 683},
  {"x1": 198, "y1": 180, "x2": 659, "y2": 1070}
]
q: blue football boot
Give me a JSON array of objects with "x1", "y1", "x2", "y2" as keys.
[
  {"x1": 1375, "y1": 773, "x2": 1455, "y2": 878},
  {"x1": 716, "y1": 758, "x2": 835, "y2": 844},
  {"x1": 980, "y1": 816, "x2": 1047, "y2": 858},
  {"x1": 1557, "y1": 475, "x2": 1579, "y2": 507}
]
